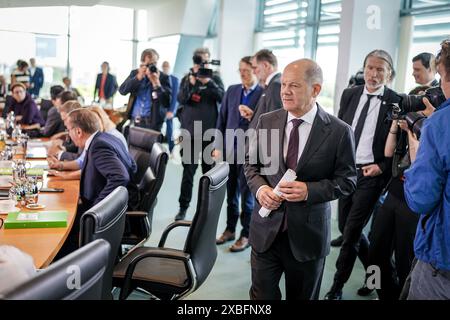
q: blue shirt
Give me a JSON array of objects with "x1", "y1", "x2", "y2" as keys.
[
  {"x1": 404, "y1": 97, "x2": 450, "y2": 271},
  {"x1": 76, "y1": 129, "x2": 128, "y2": 168},
  {"x1": 132, "y1": 77, "x2": 152, "y2": 119}
]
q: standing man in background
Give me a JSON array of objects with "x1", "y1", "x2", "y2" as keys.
[
  {"x1": 174, "y1": 47, "x2": 224, "y2": 221},
  {"x1": 29, "y1": 58, "x2": 44, "y2": 98},
  {"x1": 214, "y1": 56, "x2": 263, "y2": 252},
  {"x1": 94, "y1": 61, "x2": 118, "y2": 106},
  {"x1": 162, "y1": 61, "x2": 179, "y2": 154},
  {"x1": 412, "y1": 52, "x2": 438, "y2": 87},
  {"x1": 119, "y1": 48, "x2": 171, "y2": 132},
  {"x1": 247, "y1": 49, "x2": 282, "y2": 128}
]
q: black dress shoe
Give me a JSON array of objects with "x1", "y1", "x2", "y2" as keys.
[
  {"x1": 324, "y1": 288, "x2": 343, "y2": 300},
  {"x1": 330, "y1": 235, "x2": 343, "y2": 247},
  {"x1": 357, "y1": 284, "x2": 375, "y2": 296},
  {"x1": 174, "y1": 208, "x2": 187, "y2": 221},
  {"x1": 324, "y1": 282, "x2": 343, "y2": 300}
]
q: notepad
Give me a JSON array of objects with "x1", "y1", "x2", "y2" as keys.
[
  {"x1": 4, "y1": 211, "x2": 68, "y2": 229},
  {"x1": 26, "y1": 147, "x2": 48, "y2": 159}
]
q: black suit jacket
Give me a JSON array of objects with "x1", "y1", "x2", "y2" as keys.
[
  {"x1": 244, "y1": 105, "x2": 357, "y2": 262},
  {"x1": 249, "y1": 73, "x2": 282, "y2": 129},
  {"x1": 337, "y1": 85, "x2": 401, "y2": 176}
]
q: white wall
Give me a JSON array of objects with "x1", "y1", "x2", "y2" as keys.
[{"x1": 217, "y1": 0, "x2": 258, "y2": 88}]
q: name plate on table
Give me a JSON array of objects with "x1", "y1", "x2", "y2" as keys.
[{"x1": 4, "y1": 211, "x2": 68, "y2": 229}]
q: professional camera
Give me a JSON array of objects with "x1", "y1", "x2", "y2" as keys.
[
  {"x1": 190, "y1": 55, "x2": 221, "y2": 79},
  {"x1": 348, "y1": 69, "x2": 365, "y2": 88},
  {"x1": 405, "y1": 112, "x2": 427, "y2": 139},
  {"x1": 146, "y1": 63, "x2": 158, "y2": 73},
  {"x1": 389, "y1": 86, "x2": 446, "y2": 121}
]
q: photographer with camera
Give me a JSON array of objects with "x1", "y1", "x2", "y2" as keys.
[
  {"x1": 403, "y1": 39, "x2": 450, "y2": 300},
  {"x1": 119, "y1": 48, "x2": 171, "y2": 131},
  {"x1": 367, "y1": 90, "x2": 435, "y2": 300},
  {"x1": 174, "y1": 47, "x2": 224, "y2": 221}
]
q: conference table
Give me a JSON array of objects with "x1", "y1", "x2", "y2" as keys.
[{"x1": 0, "y1": 142, "x2": 79, "y2": 269}]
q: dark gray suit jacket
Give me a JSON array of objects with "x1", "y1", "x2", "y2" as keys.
[
  {"x1": 244, "y1": 105, "x2": 357, "y2": 262},
  {"x1": 41, "y1": 106, "x2": 65, "y2": 137},
  {"x1": 249, "y1": 73, "x2": 282, "y2": 129}
]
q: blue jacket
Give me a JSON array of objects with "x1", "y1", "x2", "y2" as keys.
[
  {"x1": 94, "y1": 73, "x2": 118, "y2": 100},
  {"x1": 168, "y1": 74, "x2": 179, "y2": 113},
  {"x1": 216, "y1": 83, "x2": 263, "y2": 150},
  {"x1": 29, "y1": 67, "x2": 44, "y2": 96},
  {"x1": 80, "y1": 132, "x2": 138, "y2": 211},
  {"x1": 404, "y1": 98, "x2": 450, "y2": 270}
]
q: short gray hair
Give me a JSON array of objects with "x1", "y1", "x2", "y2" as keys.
[{"x1": 304, "y1": 61, "x2": 323, "y2": 86}]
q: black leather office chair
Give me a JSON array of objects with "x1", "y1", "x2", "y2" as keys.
[
  {"x1": 79, "y1": 186, "x2": 128, "y2": 299},
  {"x1": 113, "y1": 162, "x2": 229, "y2": 300},
  {"x1": 1, "y1": 239, "x2": 110, "y2": 300},
  {"x1": 122, "y1": 125, "x2": 167, "y2": 249}
]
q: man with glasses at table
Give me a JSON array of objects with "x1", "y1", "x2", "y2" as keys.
[{"x1": 55, "y1": 108, "x2": 138, "y2": 259}]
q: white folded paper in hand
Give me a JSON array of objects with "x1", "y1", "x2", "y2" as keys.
[{"x1": 258, "y1": 169, "x2": 297, "y2": 218}]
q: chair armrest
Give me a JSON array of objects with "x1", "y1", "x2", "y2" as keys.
[
  {"x1": 126, "y1": 211, "x2": 147, "y2": 217},
  {"x1": 158, "y1": 220, "x2": 192, "y2": 248},
  {"x1": 119, "y1": 247, "x2": 190, "y2": 300}
]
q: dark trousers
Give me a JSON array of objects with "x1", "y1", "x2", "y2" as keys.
[
  {"x1": 225, "y1": 163, "x2": 254, "y2": 238},
  {"x1": 166, "y1": 118, "x2": 175, "y2": 152},
  {"x1": 408, "y1": 260, "x2": 450, "y2": 300},
  {"x1": 334, "y1": 171, "x2": 384, "y2": 287},
  {"x1": 179, "y1": 139, "x2": 214, "y2": 210},
  {"x1": 250, "y1": 231, "x2": 325, "y2": 300},
  {"x1": 368, "y1": 192, "x2": 419, "y2": 300}
]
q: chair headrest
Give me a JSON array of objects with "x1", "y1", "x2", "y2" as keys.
[
  {"x1": 201, "y1": 162, "x2": 229, "y2": 189},
  {"x1": 128, "y1": 126, "x2": 163, "y2": 152},
  {"x1": 81, "y1": 186, "x2": 128, "y2": 232}
]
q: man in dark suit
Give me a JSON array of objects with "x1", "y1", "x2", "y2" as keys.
[
  {"x1": 325, "y1": 50, "x2": 401, "y2": 300},
  {"x1": 162, "y1": 61, "x2": 179, "y2": 153},
  {"x1": 40, "y1": 85, "x2": 65, "y2": 136},
  {"x1": 119, "y1": 48, "x2": 171, "y2": 132},
  {"x1": 246, "y1": 49, "x2": 282, "y2": 129},
  {"x1": 56, "y1": 108, "x2": 138, "y2": 259},
  {"x1": 244, "y1": 59, "x2": 357, "y2": 300},
  {"x1": 29, "y1": 58, "x2": 44, "y2": 98},
  {"x1": 214, "y1": 56, "x2": 263, "y2": 252},
  {"x1": 412, "y1": 52, "x2": 438, "y2": 87},
  {"x1": 94, "y1": 61, "x2": 118, "y2": 105}
]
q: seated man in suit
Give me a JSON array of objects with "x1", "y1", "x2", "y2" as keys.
[
  {"x1": 56, "y1": 108, "x2": 138, "y2": 258},
  {"x1": 40, "y1": 85, "x2": 65, "y2": 136},
  {"x1": 244, "y1": 59, "x2": 356, "y2": 300}
]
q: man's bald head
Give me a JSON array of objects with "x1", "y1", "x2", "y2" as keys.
[
  {"x1": 281, "y1": 59, "x2": 323, "y2": 117},
  {"x1": 285, "y1": 59, "x2": 323, "y2": 87}
]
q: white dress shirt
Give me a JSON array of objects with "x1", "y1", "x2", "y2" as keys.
[
  {"x1": 84, "y1": 131, "x2": 99, "y2": 153},
  {"x1": 351, "y1": 86, "x2": 384, "y2": 164},
  {"x1": 265, "y1": 71, "x2": 278, "y2": 87}
]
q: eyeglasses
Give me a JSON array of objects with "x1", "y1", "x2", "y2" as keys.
[{"x1": 12, "y1": 90, "x2": 24, "y2": 95}]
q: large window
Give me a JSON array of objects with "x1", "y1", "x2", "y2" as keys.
[
  {"x1": 0, "y1": 6, "x2": 69, "y2": 98},
  {"x1": 402, "y1": 0, "x2": 450, "y2": 92},
  {"x1": 69, "y1": 5, "x2": 134, "y2": 107},
  {"x1": 258, "y1": 0, "x2": 342, "y2": 113}
]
